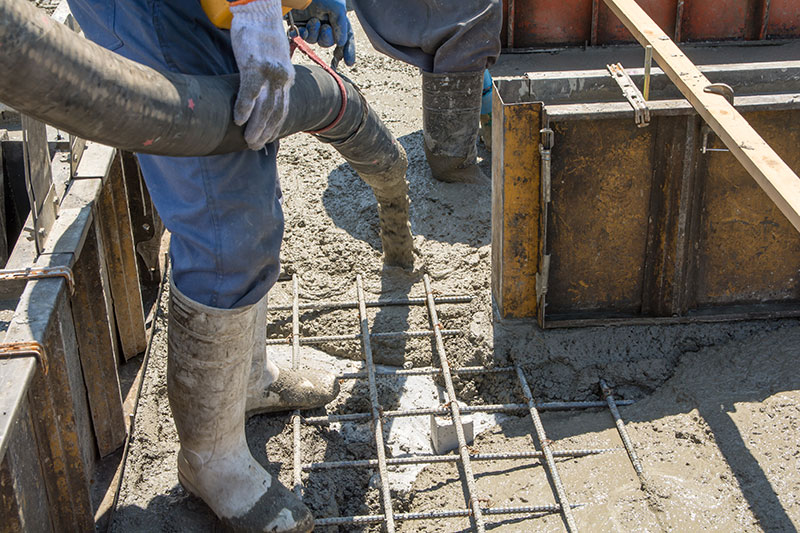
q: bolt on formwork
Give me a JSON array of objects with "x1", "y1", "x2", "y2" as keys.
[{"x1": 271, "y1": 273, "x2": 645, "y2": 532}]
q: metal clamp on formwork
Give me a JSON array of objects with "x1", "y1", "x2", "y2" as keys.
[
  {"x1": 0, "y1": 341, "x2": 48, "y2": 375},
  {"x1": 0, "y1": 266, "x2": 75, "y2": 294},
  {"x1": 700, "y1": 84, "x2": 735, "y2": 155},
  {"x1": 607, "y1": 63, "x2": 650, "y2": 128}
]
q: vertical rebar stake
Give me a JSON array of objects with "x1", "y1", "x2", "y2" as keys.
[
  {"x1": 356, "y1": 275, "x2": 396, "y2": 533},
  {"x1": 291, "y1": 275, "x2": 303, "y2": 499},
  {"x1": 514, "y1": 365, "x2": 579, "y2": 532},
  {"x1": 423, "y1": 274, "x2": 486, "y2": 533},
  {"x1": 600, "y1": 379, "x2": 643, "y2": 478},
  {"x1": 643, "y1": 45, "x2": 653, "y2": 100}
]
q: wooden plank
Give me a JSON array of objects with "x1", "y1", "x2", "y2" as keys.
[
  {"x1": 21, "y1": 116, "x2": 57, "y2": 255},
  {"x1": 5, "y1": 273, "x2": 93, "y2": 530},
  {"x1": 491, "y1": 92, "x2": 542, "y2": 319},
  {"x1": 0, "y1": 399, "x2": 53, "y2": 533},
  {"x1": 0, "y1": 144, "x2": 7, "y2": 266},
  {"x1": 69, "y1": 215, "x2": 126, "y2": 457},
  {"x1": 0, "y1": 456, "x2": 22, "y2": 532},
  {"x1": 97, "y1": 154, "x2": 146, "y2": 359},
  {"x1": 603, "y1": 0, "x2": 800, "y2": 233},
  {"x1": 120, "y1": 151, "x2": 163, "y2": 286}
]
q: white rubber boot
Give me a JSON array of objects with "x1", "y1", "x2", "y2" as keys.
[
  {"x1": 168, "y1": 281, "x2": 314, "y2": 532},
  {"x1": 246, "y1": 295, "x2": 339, "y2": 417}
]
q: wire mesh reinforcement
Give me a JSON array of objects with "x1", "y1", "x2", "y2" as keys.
[{"x1": 275, "y1": 274, "x2": 644, "y2": 532}]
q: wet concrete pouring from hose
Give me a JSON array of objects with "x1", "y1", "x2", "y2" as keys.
[{"x1": 110, "y1": 13, "x2": 800, "y2": 533}]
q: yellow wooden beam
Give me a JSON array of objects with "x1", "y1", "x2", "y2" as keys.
[{"x1": 603, "y1": 0, "x2": 800, "y2": 233}]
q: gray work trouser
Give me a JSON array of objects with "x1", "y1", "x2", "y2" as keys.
[{"x1": 351, "y1": 0, "x2": 502, "y2": 73}]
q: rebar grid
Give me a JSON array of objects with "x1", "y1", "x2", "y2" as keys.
[
  {"x1": 423, "y1": 273, "x2": 487, "y2": 532},
  {"x1": 276, "y1": 274, "x2": 644, "y2": 532},
  {"x1": 357, "y1": 275, "x2": 397, "y2": 532}
]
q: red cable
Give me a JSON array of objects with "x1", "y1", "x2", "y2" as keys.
[{"x1": 289, "y1": 35, "x2": 348, "y2": 135}]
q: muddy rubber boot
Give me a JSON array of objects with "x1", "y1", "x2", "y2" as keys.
[
  {"x1": 422, "y1": 71, "x2": 485, "y2": 183},
  {"x1": 246, "y1": 295, "x2": 339, "y2": 417},
  {"x1": 357, "y1": 144, "x2": 415, "y2": 268},
  {"x1": 168, "y1": 281, "x2": 314, "y2": 533}
]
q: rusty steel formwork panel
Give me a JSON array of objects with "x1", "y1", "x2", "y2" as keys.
[
  {"x1": 502, "y1": 0, "x2": 799, "y2": 48},
  {"x1": 491, "y1": 57, "x2": 800, "y2": 326}
]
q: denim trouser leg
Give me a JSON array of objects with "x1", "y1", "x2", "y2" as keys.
[{"x1": 67, "y1": 0, "x2": 283, "y2": 309}]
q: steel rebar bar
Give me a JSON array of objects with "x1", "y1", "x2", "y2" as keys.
[
  {"x1": 515, "y1": 365, "x2": 579, "y2": 532},
  {"x1": 265, "y1": 328, "x2": 461, "y2": 346},
  {"x1": 268, "y1": 295, "x2": 472, "y2": 312},
  {"x1": 314, "y1": 504, "x2": 583, "y2": 526},
  {"x1": 303, "y1": 400, "x2": 633, "y2": 425},
  {"x1": 291, "y1": 275, "x2": 303, "y2": 499},
  {"x1": 356, "y1": 275, "x2": 396, "y2": 532},
  {"x1": 339, "y1": 365, "x2": 515, "y2": 380},
  {"x1": 304, "y1": 448, "x2": 619, "y2": 471},
  {"x1": 600, "y1": 379, "x2": 643, "y2": 478},
  {"x1": 423, "y1": 274, "x2": 486, "y2": 533}
]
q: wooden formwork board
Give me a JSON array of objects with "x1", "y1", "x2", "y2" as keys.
[
  {"x1": 0, "y1": 138, "x2": 156, "y2": 527},
  {"x1": 492, "y1": 80, "x2": 800, "y2": 325}
]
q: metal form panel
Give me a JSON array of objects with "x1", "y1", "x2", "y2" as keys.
[
  {"x1": 502, "y1": 0, "x2": 799, "y2": 48},
  {"x1": 491, "y1": 94, "x2": 542, "y2": 319},
  {"x1": 492, "y1": 60, "x2": 800, "y2": 326}
]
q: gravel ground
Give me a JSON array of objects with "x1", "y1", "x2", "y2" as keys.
[{"x1": 109, "y1": 11, "x2": 800, "y2": 533}]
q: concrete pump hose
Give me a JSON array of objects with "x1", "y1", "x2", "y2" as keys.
[{"x1": 0, "y1": 0, "x2": 401, "y2": 178}]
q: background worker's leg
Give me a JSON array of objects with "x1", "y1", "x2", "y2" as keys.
[{"x1": 350, "y1": 0, "x2": 502, "y2": 182}]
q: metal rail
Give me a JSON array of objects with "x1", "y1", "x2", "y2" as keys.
[
  {"x1": 424, "y1": 273, "x2": 486, "y2": 532},
  {"x1": 356, "y1": 274, "x2": 396, "y2": 532}
]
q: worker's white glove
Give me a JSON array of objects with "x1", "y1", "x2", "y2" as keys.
[{"x1": 230, "y1": 0, "x2": 295, "y2": 150}]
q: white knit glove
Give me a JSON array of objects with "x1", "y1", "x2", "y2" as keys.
[{"x1": 230, "y1": 0, "x2": 295, "y2": 150}]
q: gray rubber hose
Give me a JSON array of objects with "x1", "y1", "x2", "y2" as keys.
[{"x1": 0, "y1": 0, "x2": 399, "y2": 176}]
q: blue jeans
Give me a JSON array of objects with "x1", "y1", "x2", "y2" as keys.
[{"x1": 67, "y1": 0, "x2": 284, "y2": 309}]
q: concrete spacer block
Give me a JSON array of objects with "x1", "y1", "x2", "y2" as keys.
[{"x1": 430, "y1": 402, "x2": 474, "y2": 455}]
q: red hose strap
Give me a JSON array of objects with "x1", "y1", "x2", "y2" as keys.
[{"x1": 289, "y1": 35, "x2": 348, "y2": 134}]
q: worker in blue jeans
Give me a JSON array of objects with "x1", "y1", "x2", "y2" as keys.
[{"x1": 66, "y1": 0, "x2": 354, "y2": 530}]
